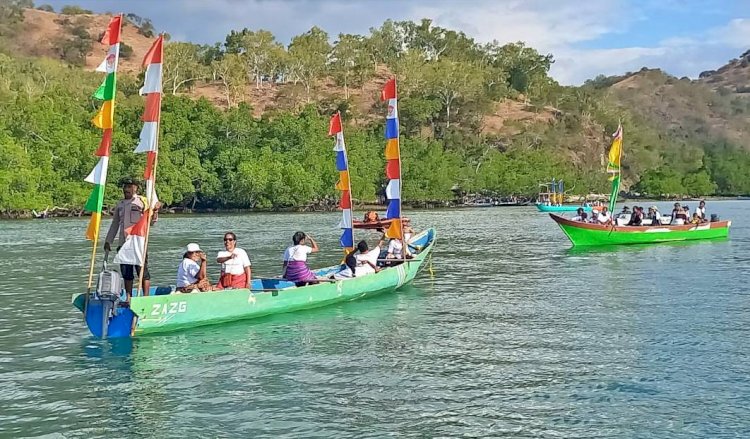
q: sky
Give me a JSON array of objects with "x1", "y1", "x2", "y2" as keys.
[{"x1": 43, "y1": 0, "x2": 750, "y2": 85}]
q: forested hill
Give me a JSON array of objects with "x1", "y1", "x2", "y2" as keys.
[{"x1": 1, "y1": 1, "x2": 749, "y2": 215}]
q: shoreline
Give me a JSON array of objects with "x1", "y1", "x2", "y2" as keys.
[{"x1": 1, "y1": 196, "x2": 743, "y2": 220}]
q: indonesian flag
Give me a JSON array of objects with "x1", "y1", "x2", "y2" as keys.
[{"x1": 113, "y1": 212, "x2": 149, "y2": 266}]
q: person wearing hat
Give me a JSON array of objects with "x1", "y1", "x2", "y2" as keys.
[
  {"x1": 104, "y1": 177, "x2": 156, "y2": 297},
  {"x1": 646, "y1": 206, "x2": 662, "y2": 225},
  {"x1": 176, "y1": 243, "x2": 212, "y2": 293}
]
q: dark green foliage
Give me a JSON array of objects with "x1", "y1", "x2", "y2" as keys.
[
  {"x1": 119, "y1": 42, "x2": 133, "y2": 59},
  {"x1": 1, "y1": 16, "x2": 748, "y2": 212},
  {"x1": 60, "y1": 5, "x2": 92, "y2": 15}
]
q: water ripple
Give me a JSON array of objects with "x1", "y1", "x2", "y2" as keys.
[{"x1": 1, "y1": 203, "x2": 750, "y2": 437}]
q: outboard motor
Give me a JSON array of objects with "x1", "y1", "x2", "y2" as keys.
[
  {"x1": 710, "y1": 214, "x2": 720, "y2": 222},
  {"x1": 85, "y1": 251, "x2": 134, "y2": 338}
]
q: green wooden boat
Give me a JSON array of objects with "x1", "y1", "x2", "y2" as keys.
[
  {"x1": 550, "y1": 214, "x2": 730, "y2": 246},
  {"x1": 72, "y1": 228, "x2": 436, "y2": 338}
]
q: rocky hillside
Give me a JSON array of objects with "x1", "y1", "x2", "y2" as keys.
[
  {"x1": 7, "y1": 7, "x2": 559, "y2": 135},
  {"x1": 698, "y1": 49, "x2": 750, "y2": 94},
  {"x1": 610, "y1": 67, "x2": 750, "y2": 148}
]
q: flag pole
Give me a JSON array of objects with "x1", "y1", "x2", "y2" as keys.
[
  {"x1": 136, "y1": 34, "x2": 163, "y2": 298},
  {"x1": 338, "y1": 110, "x2": 354, "y2": 253},
  {"x1": 86, "y1": 13, "x2": 122, "y2": 295},
  {"x1": 394, "y1": 79, "x2": 404, "y2": 245},
  {"x1": 86, "y1": 234, "x2": 99, "y2": 292}
]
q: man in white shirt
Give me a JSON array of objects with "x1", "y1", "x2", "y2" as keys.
[
  {"x1": 597, "y1": 206, "x2": 612, "y2": 225},
  {"x1": 216, "y1": 232, "x2": 252, "y2": 290},
  {"x1": 696, "y1": 200, "x2": 707, "y2": 221}
]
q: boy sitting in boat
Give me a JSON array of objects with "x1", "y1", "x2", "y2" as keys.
[{"x1": 331, "y1": 238, "x2": 383, "y2": 280}]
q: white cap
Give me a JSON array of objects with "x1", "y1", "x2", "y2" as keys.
[{"x1": 186, "y1": 243, "x2": 201, "y2": 253}]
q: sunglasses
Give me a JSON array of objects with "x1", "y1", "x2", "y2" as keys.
[{"x1": 224, "y1": 238, "x2": 235, "y2": 241}]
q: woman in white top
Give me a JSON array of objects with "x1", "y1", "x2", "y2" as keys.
[
  {"x1": 215, "y1": 232, "x2": 252, "y2": 290},
  {"x1": 176, "y1": 243, "x2": 212, "y2": 292},
  {"x1": 282, "y1": 231, "x2": 320, "y2": 286}
]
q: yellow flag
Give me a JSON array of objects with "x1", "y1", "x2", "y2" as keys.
[
  {"x1": 385, "y1": 139, "x2": 400, "y2": 160},
  {"x1": 385, "y1": 218, "x2": 402, "y2": 239},
  {"x1": 335, "y1": 171, "x2": 350, "y2": 191},
  {"x1": 85, "y1": 212, "x2": 101, "y2": 241},
  {"x1": 92, "y1": 100, "x2": 115, "y2": 129},
  {"x1": 607, "y1": 124, "x2": 623, "y2": 180}
]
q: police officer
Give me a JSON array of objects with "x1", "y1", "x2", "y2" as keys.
[{"x1": 104, "y1": 178, "x2": 155, "y2": 298}]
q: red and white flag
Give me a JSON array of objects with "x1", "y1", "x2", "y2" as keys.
[{"x1": 112, "y1": 213, "x2": 148, "y2": 266}]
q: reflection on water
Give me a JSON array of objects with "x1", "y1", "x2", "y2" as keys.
[{"x1": 1, "y1": 202, "x2": 750, "y2": 437}]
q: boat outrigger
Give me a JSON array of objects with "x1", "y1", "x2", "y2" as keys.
[{"x1": 550, "y1": 124, "x2": 731, "y2": 246}]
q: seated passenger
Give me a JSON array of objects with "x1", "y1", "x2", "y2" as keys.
[
  {"x1": 627, "y1": 206, "x2": 643, "y2": 226},
  {"x1": 670, "y1": 202, "x2": 681, "y2": 223},
  {"x1": 597, "y1": 206, "x2": 612, "y2": 225},
  {"x1": 690, "y1": 213, "x2": 702, "y2": 224},
  {"x1": 363, "y1": 211, "x2": 379, "y2": 222},
  {"x1": 282, "y1": 231, "x2": 320, "y2": 287},
  {"x1": 646, "y1": 206, "x2": 661, "y2": 225},
  {"x1": 672, "y1": 206, "x2": 689, "y2": 225},
  {"x1": 355, "y1": 235, "x2": 386, "y2": 277},
  {"x1": 215, "y1": 232, "x2": 252, "y2": 290},
  {"x1": 176, "y1": 243, "x2": 213, "y2": 293},
  {"x1": 572, "y1": 207, "x2": 588, "y2": 222},
  {"x1": 621, "y1": 206, "x2": 631, "y2": 215},
  {"x1": 331, "y1": 243, "x2": 363, "y2": 280}
]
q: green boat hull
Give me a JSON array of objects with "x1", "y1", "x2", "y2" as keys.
[
  {"x1": 550, "y1": 214, "x2": 730, "y2": 246},
  {"x1": 73, "y1": 228, "x2": 436, "y2": 337}
]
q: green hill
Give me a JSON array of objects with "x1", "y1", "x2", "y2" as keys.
[{"x1": 1, "y1": 1, "x2": 749, "y2": 215}]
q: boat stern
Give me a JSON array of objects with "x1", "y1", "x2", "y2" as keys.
[{"x1": 72, "y1": 293, "x2": 136, "y2": 338}]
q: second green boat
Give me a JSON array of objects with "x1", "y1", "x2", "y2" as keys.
[{"x1": 550, "y1": 214, "x2": 730, "y2": 246}]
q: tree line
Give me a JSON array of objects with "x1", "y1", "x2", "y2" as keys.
[{"x1": 2, "y1": 1, "x2": 750, "y2": 215}]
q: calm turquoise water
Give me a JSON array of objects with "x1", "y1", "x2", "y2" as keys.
[{"x1": 1, "y1": 202, "x2": 749, "y2": 437}]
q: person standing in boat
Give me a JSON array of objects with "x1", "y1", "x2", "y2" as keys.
[
  {"x1": 696, "y1": 200, "x2": 707, "y2": 221},
  {"x1": 176, "y1": 243, "x2": 213, "y2": 293},
  {"x1": 104, "y1": 178, "x2": 156, "y2": 298},
  {"x1": 282, "y1": 232, "x2": 320, "y2": 286},
  {"x1": 215, "y1": 232, "x2": 252, "y2": 290}
]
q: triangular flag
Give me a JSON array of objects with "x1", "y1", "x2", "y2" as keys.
[
  {"x1": 100, "y1": 15, "x2": 122, "y2": 46},
  {"x1": 142, "y1": 35, "x2": 164, "y2": 67},
  {"x1": 112, "y1": 213, "x2": 148, "y2": 265},
  {"x1": 329, "y1": 112, "x2": 342, "y2": 136},
  {"x1": 381, "y1": 78, "x2": 396, "y2": 101}
]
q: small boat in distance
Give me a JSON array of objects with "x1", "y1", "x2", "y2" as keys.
[{"x1": 535, "y1": 179, "x2": 593, "y2": 212}]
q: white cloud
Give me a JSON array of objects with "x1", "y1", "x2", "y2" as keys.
[
  {"x1": 44, "y1": 0, "x2": 748, "y2": 84},
  {"x1": 409, "y1": 0, "x2": 627, "y2": 53}
]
